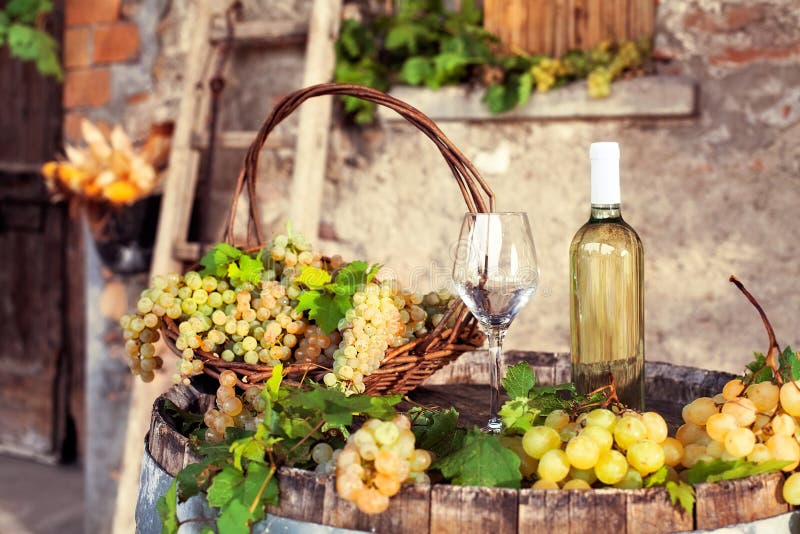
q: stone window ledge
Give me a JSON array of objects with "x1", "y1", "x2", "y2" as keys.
[{"x1": 378, "y1": 76, "x2": 697, "y2": 122}]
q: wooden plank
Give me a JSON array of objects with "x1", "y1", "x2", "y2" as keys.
[
  {"x1": 110, "y1": 3, "x2": 214, "y2": 533},
  {"x1": 268, "y1": 467, "x2": 328, "y2": 524},
  {"x1": 286, "y1": 0, "x2": 343, "y2": 241},
  {"x1": 568, "y1": 489, "x2": 627, "y2": 533},
  {"x1": 695, "y1": 473, "x2": 790, "y2": 530},
  {"x1": 321, "y1": 475, "x2": 431, "y2": 533},
  {"x1": 380, "y1": 76, "x2": 697, "y2": 122},
  {"x1": 210, "y1": 19, "x2": 308, "y2": 47},
  {"x1": 190, "y1": 129, "x2": 294, "y2": 150},
  {"x1": 518, "y1": 489, "x2": 570, "y2": 531},
  {"x1": 626, "y1": 487, "x2": 693, "y2": 532},
  {"x1": 430, "y1": 484, "x2": 518, "y2": 534}
]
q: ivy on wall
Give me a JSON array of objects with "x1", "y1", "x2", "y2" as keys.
[
  {"x1": 334, "y1": 0, "x2": 652, "y2": 123},
  {"x1": 0, "y1": 0, "x2": 62, "y2": 80}
]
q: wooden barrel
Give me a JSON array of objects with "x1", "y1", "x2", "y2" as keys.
[{"x1": 137, "y1": 352, "x2": 798, "y2": 533}]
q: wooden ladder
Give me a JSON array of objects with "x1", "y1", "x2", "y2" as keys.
[{"x1": 111, "y1": 1, "x2": 342, "y2": 531}]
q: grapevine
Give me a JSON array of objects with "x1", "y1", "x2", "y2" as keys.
[{"x1": 334, "y1": 0, "x2": 654, "y2": 122}]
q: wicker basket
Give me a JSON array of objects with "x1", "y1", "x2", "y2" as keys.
[{"x1": 162, "y1": 83, "x2": 493, "y2": 395}]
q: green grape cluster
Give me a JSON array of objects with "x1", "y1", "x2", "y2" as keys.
[{"x1": 506, "y1": 408, "x2": 674, "y2": 490}]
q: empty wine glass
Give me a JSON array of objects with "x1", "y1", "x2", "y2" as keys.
[{"x1": 452, "y1": 212, "x2": 539, "y2": 432}]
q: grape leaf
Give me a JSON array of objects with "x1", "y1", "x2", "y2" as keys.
[
  {"x1": 156, "y1": 479, "x2": 179, "y2": 534},
  {"x1": 200, "y1": 243, "x2": 242, "y2": 277},
  {"x1": 502, "y1": 362, "x2": 536, "y2": 398},
  {"x1": 435, "y1": 428, "x2": 522, "y2": 488},
  {"x1": 228, "y1": 254, "x2": 264, "y2": 286},
  {"x1": 400, "y1": 56, "x2": 434, "y2": 85},
  {"x1": 331, "y1": 261, "x2": 377, "y2": 294},
  {"x1": 778, "y1": 346, "x2": 800, "y2": 382},
  {"x1": 176, "y1": 460, "x2": 218, "y2": 501},
  {"x1": 745, "y1": 352, "x2": 774, "y2": 383},
  {"x1": 498, "y1": 397, "x2": 537, "y2": 435},
  {"x1": 295, "y1": 291, "x2": 342, "y2": 334},
  {"x1": 283, "y1": 385, "x2": 401, "y2": 427},
  {"x1": 296, "y1": 266, "x2": 332, "y2": 290},
  {"x1": 217, "y1": 499, "x2": 254, "y2": 534},
  {"x1": 685, "y1": 458, "x2": 790, "y2": 485},
  {"x1": 163, "y1": 399, "x2": 205, "y2": 436},
  {"x1": 410, "y1": 407, "x2": 465, "y2": 458},
  {"x1": 644, "y1": 465, "x2": 669, "y2": 487},
  {"x1": 665, "y1": 480, "x2": 694, "y2": 517},
  {"x1": 207, "y1": 466, "x2": 244, "y2": 507}
]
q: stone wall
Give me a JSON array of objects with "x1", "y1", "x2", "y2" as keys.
[{"x1": 319, "y1": 0, "x2": 800, "y2": 374}]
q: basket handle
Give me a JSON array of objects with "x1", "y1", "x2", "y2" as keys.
[{"x1": 224, "y1": 83, "x2": 495, "y2": 246}]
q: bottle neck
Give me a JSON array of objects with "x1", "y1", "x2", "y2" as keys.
[{"x1": 590, "y1": 204, "x2": 622, "y2": 221}]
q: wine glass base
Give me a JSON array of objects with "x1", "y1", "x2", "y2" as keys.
[{"x1": 483, "y1": 418, "x2": 503, "y2": 434}]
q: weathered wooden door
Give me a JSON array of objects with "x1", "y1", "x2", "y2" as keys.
[{"x1": 0, "y1": 4, "x2": 84, "y2": 462}]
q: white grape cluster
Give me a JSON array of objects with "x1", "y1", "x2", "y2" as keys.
[
  {"x1": 510, "y1": 408, "x2": 673, "y2": 489},
  {"x1": 330, "y1": 415, "x2": 431, "y2": 514},
  {"x1": 322, "y1": 283, "x2": 453, "y2": 394},
  {"x1": 677, "y1": 379, "x2": 800, "y2": 473}
]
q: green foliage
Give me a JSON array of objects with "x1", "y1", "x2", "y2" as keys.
[
  {"x1": 666, "y1": 480, "x2": 695, "y2": 517},
  {"x1": 163, "y1": 399, "x2": 205, "y2": 436},
  {"x1": 501, "y1": 362, "x2": 536, "y2": 399},
  {"x1": 295, "y1": 260, "x2": 380, "y2": 334},
  {"x1": 435, "y1": 428, "x2": 522, "y2": 488},
  {"x1": 410, "y1": 407, "x2": 465, "y2": 458},
  {"x1": 743, "y1": 346, "x2": 799, "y2": 384},
  {"x1": 0, "y1": 0, "x2": 62, "y2": 79},
  {"x1": 227, "y1": 254, "x2": 264, "y2": 286},
  {"x1": 163, "y1": 366, "x2": 403, "y2": 530},
  {"x1": 685, "y1": 458, "x2": 790, "y2": 485},
  {"x1": 334, "y1": 1, "x2": 651, "y2": 122},
  {"x1": 157, "y1": 479, "x2": 179, "y2": 534},
  {"x1": 200, "y1": 243, "x2": 243, "y2": 278},
  {"x1": 498, "y1": 362, "x2": 601, "y2": 435}
]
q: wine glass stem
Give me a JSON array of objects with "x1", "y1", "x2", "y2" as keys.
[{"x1": 487, "y1": 326, "x2": 506, "y2": 433}]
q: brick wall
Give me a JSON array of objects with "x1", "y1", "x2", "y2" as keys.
[{"x1": 62, "y1": 1, "x2": 139, "y2": 140}]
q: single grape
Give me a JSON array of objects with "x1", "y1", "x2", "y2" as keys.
[
  {"x1": 721, "y1": 397, "x2": 757, "y2": 427},
  {"x1": 770, "y1": 413, "x2": 796, "y2": 436},
  {"x1": 683, "y1": 397, "x2": 719, "y2": 426},
  {"x1": 676, "y1": 423, "x2": 708, "y2": 446},
  {"x1": 565, "y1": 436, "x2": 600, "y2": 470},
  {"x1": 681, "y1": 443, "x2": 708, "y2": 468},
  {"x1": 613, "y1": 467, "x2": 643, "y2": 489},
  {"x1": 626, "y1": 439, "x2": 666, "y2": 475},
  {"x1": 562, "y1": 478, "x2": 591, "y2": 490},
  {"x1": 661, "y1": 437, "x2": 685, "y2": 468},
  {"x1": 531, "y1": 479, "x2": 559, "y2": 490},
  {"x1": 724, "y1": 427, "x2": 755, "y2": 458},
  {"x1": 746, "y1": 381, "x2": 779, "y2": 412},
  {"x1": 569, "y1": 467, "x2": 597, "y2": 485},
  {"x1": 780, "y1": 381, "x2": 800, "y2": 417},
  {"x1": 613, "y1": 416, "x2": 648, "y2": 451},
  {"x1": 783, "y1": 472, "x2": 800, "y2": 505},
  {"x1": 585, "y1": 409, "x2": 616, "y2": 431},
  {"x1": 641, "y1": 412, "x2": 668, "y2": 443},
  {"x1": 544, "y1": 410, "x2": 570, "y2": 431},
  {"x1": 722, "y1": 379, "x2": 745, "y2": 401},
  {"x1": 580, "y1": 426, "x2": 613, "y2": 453},
  {"x1": 766, "y1": 434, "x2": 800, "y2": 471},
  {"x1": 523, "y1": 426, "x2": 562, "y2": 460},
  {"x1": 537, "y1": 449, "x2": 570, "y2": 483},
  {"x1": 705, "y1": 413, "x2": 738, "y2": 442}
]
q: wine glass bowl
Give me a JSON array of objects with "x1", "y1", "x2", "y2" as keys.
[{"x1": 452, "y1": 212, "x2": 539, "y2": 432}]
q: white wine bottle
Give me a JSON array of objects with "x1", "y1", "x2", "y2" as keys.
[{"x1": 569, "y1": 142, "x2": 644, "y2": 409}]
